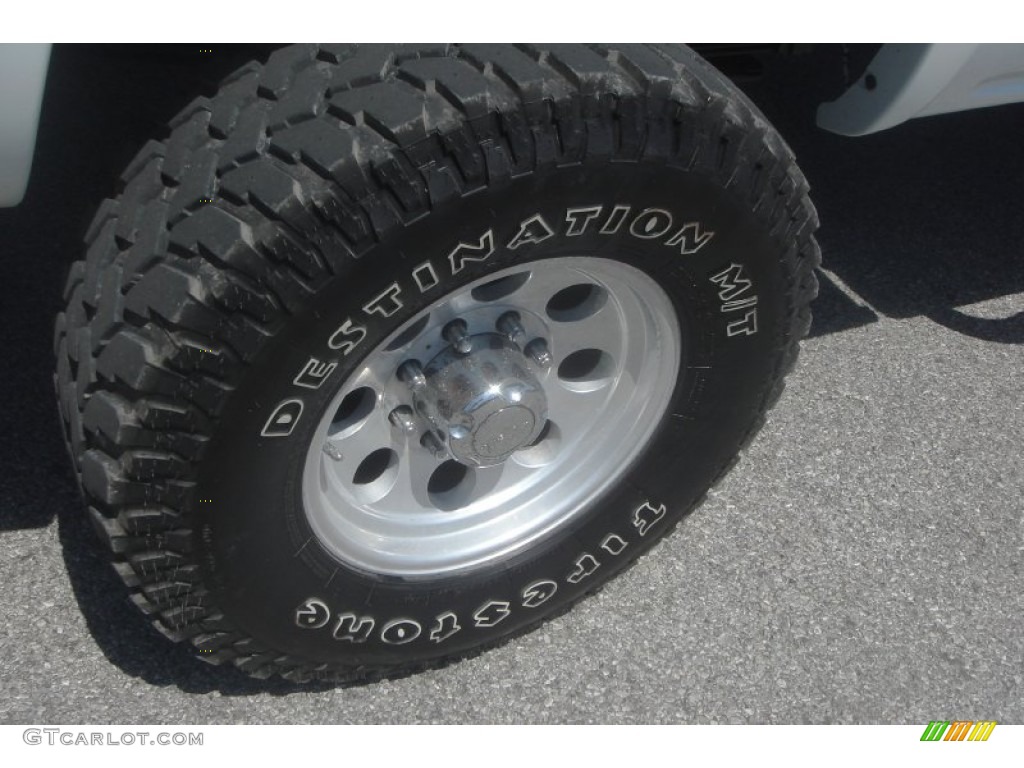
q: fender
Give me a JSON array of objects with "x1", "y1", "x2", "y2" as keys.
[
  {"x1": 0, "y1": 44, "x2": 51, "y2": 207},
  {"x1": 817, "y1": 43, "x2": 1024, "y2": 136}
]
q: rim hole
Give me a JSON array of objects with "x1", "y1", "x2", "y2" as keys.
[
  {"x1": 557, "y1": 349, "x2": 613, "y2": 383},
  {"x1": 527, "y1": 419, "x2": 552, "y2": 448},
  {"x1": 353, "y1": 448, "x2": 398, "y2": 486},
  {"x1": 515, "y1": 420, "x2": 562, "y2": 468},
  {"x1": 546, "y1": 283, "x2": 607, "y2": 322},
  {"x1": 428, "y1": 461, "x2": 475, "y2": 511},
  {"x1": 385, "y1": 314, "x2": 430, "y2": 351},
  {"x1": 428, "y1": 460, "x2": 469, "y2": 495},
  {"x1": 330, "y1": 387, "x2": 376, "y2": 434},
  {"x1": 472, "y1": 272, "x2": 530, "y2": 302}
]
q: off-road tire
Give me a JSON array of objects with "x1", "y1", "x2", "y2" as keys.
[{"x1": 54, "y1": 43, "x2": 820, "y2": 683}]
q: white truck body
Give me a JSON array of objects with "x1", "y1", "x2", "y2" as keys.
[{"x1": 0, "y1": 43, "x2": 50, "y2": 207}]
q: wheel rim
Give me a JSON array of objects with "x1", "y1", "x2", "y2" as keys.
[{"x1": 301, "y1": 256, "x2": 682, "y2": 578}]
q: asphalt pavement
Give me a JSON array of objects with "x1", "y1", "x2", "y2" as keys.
[{"x1": 0, "y1": 46, "x2": 1021, "y2": 723}]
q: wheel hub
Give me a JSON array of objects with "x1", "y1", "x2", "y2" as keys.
[{"x1": 400, "y1": 330, "x2": 549, "y2": 468}]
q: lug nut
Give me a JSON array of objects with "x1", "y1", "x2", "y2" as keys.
[
  {"x1": 524, "y1": 338, "x2": 553, "y2": 369},
  {"x1": 442, "y1": 319, "x2": 472, "y2": 355},
  {"x1": 420, "y1": 430, "x2": 449, "y2": 458},
  {"x1": 398, "y1": 360, "x2": 427, "y2": 390},
  {"x1": 388, "y1": 406, "x2": 418, "y2": 435},
  {"x1": 497, "y1": 311, "x2": 526, "y2": 347}
]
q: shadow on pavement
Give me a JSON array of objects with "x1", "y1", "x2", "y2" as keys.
[{"x1": 743, "y1": 45, "x2": 1024, "y2": 344}]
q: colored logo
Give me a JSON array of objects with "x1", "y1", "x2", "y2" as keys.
[{"x1": 920, "y1": 721, "x2": 997, "y2": 741}]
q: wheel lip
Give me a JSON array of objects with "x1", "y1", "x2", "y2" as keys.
[{"x1": 300, "y1": 256, "x2": 683, "y2": 579}]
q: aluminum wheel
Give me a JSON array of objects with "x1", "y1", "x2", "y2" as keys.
[{"x1": 301, "y1": 256, "x2": 682, "y2": 578}]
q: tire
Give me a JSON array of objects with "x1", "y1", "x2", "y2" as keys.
[{"x1": 54, "y1": 43, "x2": 820, "y2": 683}]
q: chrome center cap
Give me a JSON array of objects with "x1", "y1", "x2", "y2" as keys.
[
  {"x1": 412, "y1": 333, "x2": 548, "y2": 467},
  {"x1": 473, "y1": 406, "x2": 536, "y2": 460}
]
